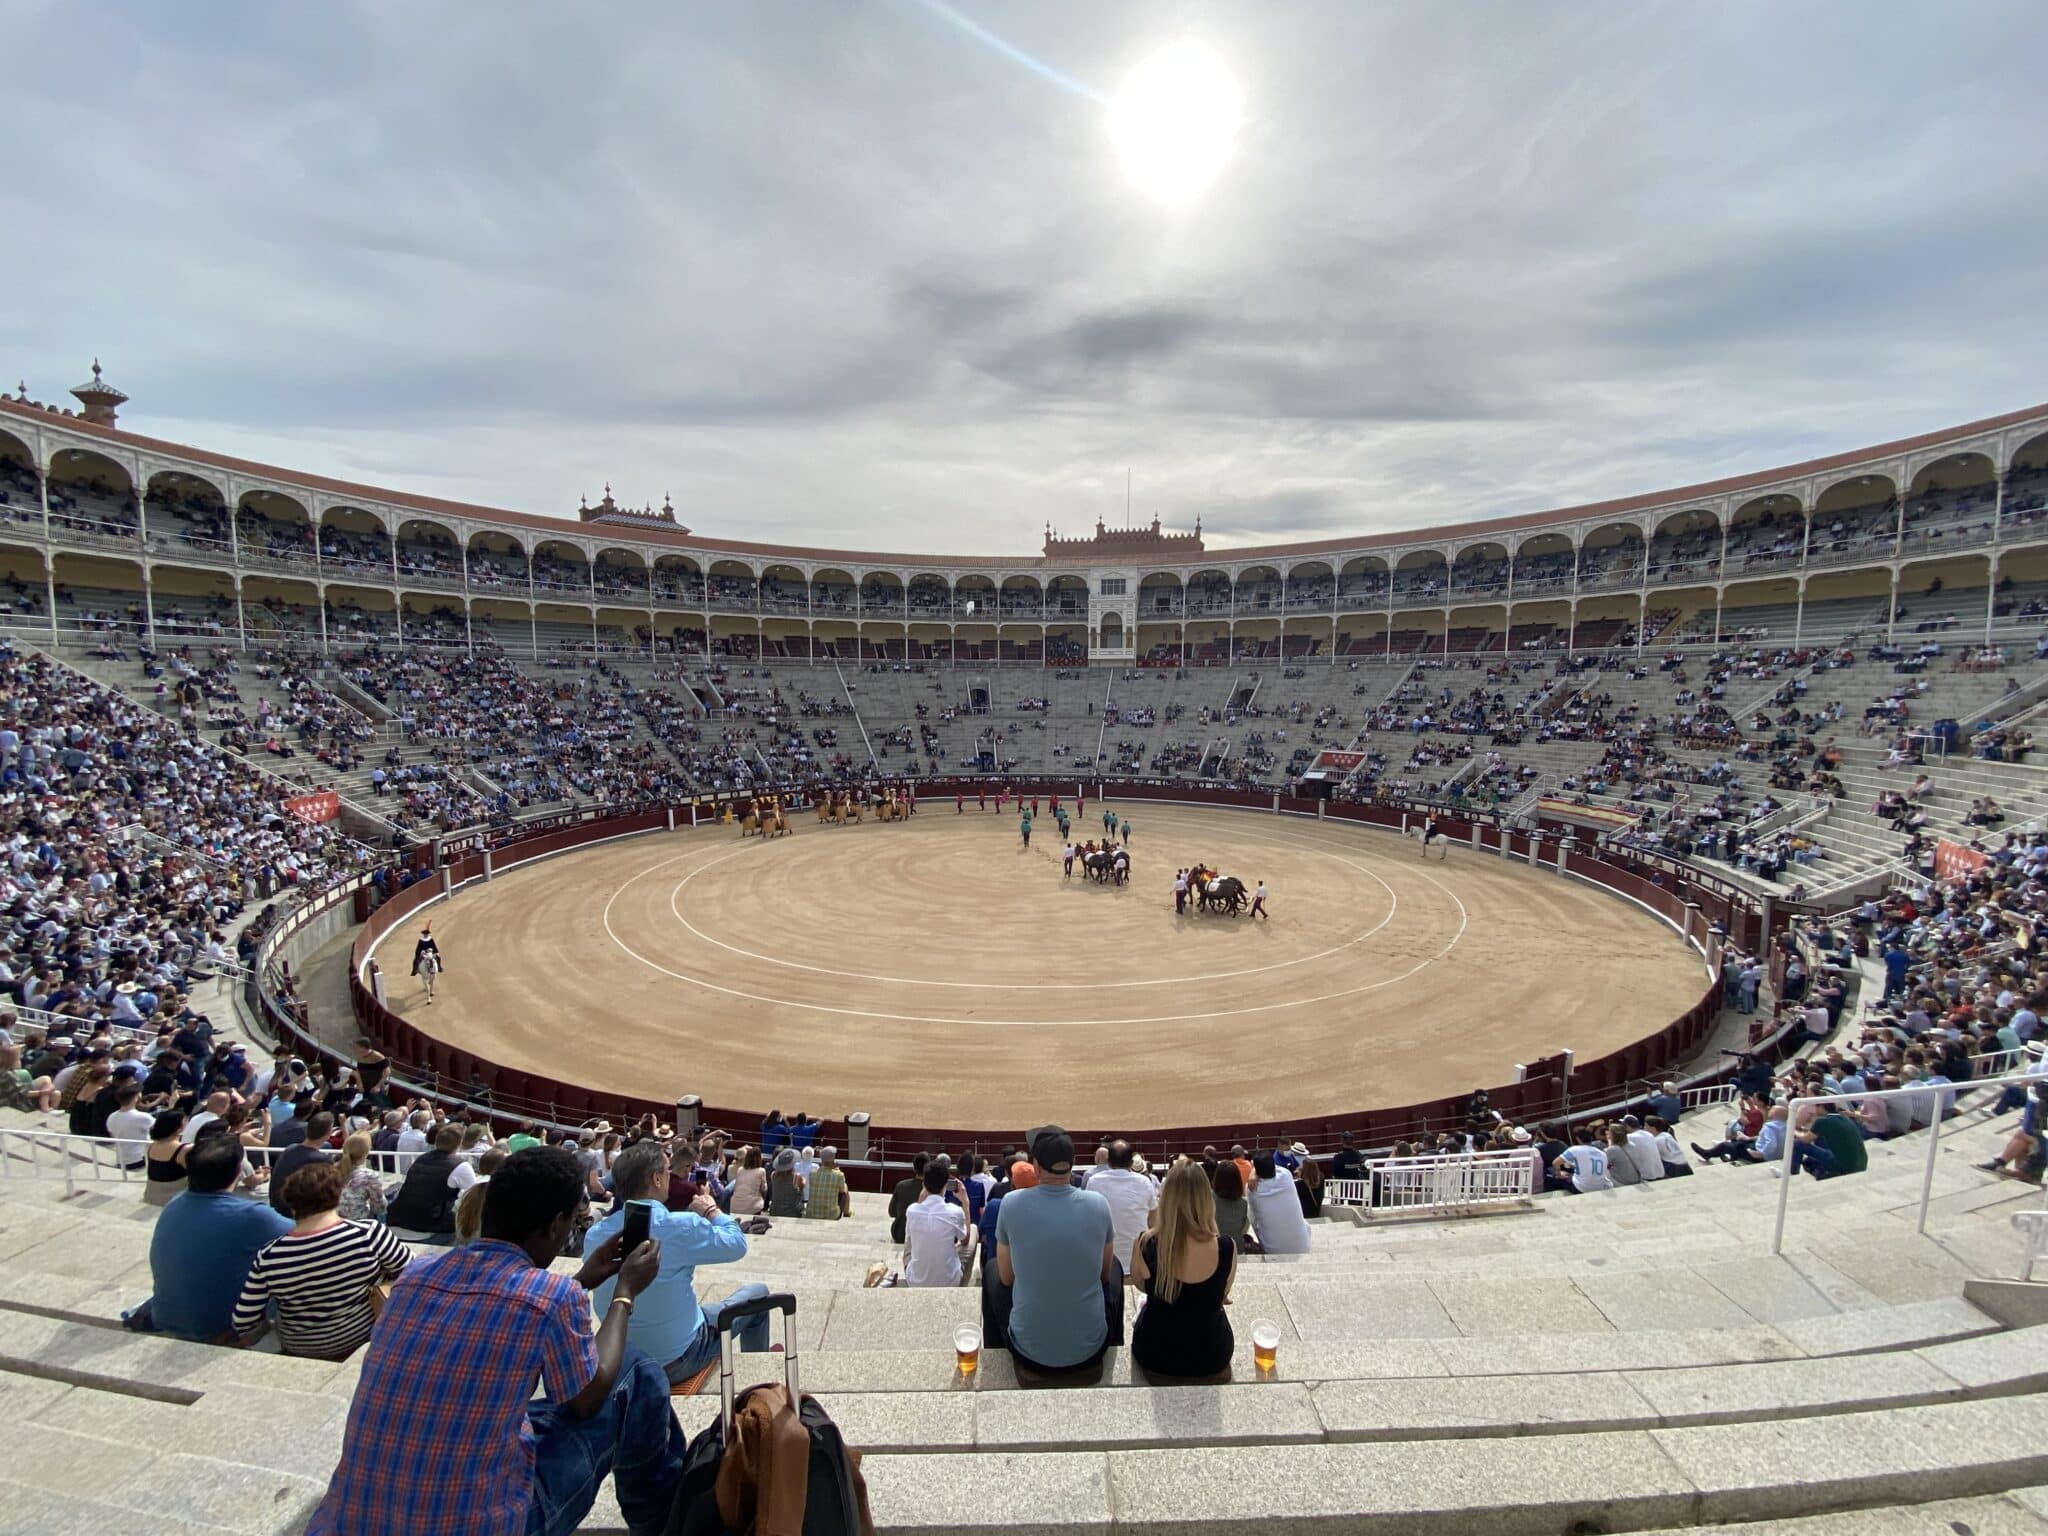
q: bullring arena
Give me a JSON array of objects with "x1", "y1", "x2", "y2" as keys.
[{"x1": 374, "y1": 801, "x2": 1709, "y2": 1128}]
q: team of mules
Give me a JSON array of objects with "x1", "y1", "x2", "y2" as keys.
[
  {"x1": 809, "y1": 788, "x2": 915, "y2": 827},
  {"x1": 1187, "y1": 864, "x2": 1248, "y2": 914},
  {"x1": 733, "y1": 797, "x2": 794, "y2": 837}
]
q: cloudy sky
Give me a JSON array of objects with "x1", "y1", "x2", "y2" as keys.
[{"x1": 3, "y1": 1, "x2": 2045, "y2": 555}]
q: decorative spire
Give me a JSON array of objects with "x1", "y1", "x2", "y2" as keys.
[{"x1": 70, "y1": 358, "x2": 128, "y2": 425}]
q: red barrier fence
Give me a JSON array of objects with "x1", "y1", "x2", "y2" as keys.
[{"x1": 336, "y1": 787, "x2": 1748, "y2": 1156}]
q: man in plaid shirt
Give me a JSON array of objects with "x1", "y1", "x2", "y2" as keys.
[{"x1": 307, "y1": 1146, "x2": 684, "y2": 1535}]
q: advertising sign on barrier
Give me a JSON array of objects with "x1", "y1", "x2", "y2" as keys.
[
  {"x1": 1934, "y1": 838, "x2": 1989, "y2": 882},
  {"x1": 284, "y1": 790, "x2": 340, "y2": 825}
]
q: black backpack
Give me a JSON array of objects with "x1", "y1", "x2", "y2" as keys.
[{"x1": 665, "y1": 1293, "x2": 872, "y2": 1536}]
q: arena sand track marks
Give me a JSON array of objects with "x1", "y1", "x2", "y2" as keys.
[{"x1": 388, "y1": 805, "x2": 1707, "y2": 1128}]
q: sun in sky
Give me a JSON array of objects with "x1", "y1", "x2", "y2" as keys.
[{"x1": 1107, "y1": 40, "x2": 1244, "y2": 206}]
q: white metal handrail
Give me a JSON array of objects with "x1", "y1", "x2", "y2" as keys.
[
  {"x1": 1326, "y1": 1148, "x2": 1537, "y2": 1218},
  {"x1": 1768, "y1": 1069, "x2": 2045, "y2": 1255},
  {"x1": 0, "y1": 1125, "x2": 420, "y2": 1195}
]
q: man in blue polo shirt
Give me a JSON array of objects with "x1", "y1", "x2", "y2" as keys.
[
  {"x1": 987, "y1": 1125, "x2": 1121, "y2": 1374},
  {"x1": 585, "y1": 1139, "x2": 769, "y2": 1382},
  {"x1": 141, "y1": 1134, "x2": 290, "y2": 1342}
]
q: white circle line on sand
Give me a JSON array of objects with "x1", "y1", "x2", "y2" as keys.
[
  {"x1": 658, "y1": 838, "x2": 1399, "y2": 990},
  {"x1": 596, "y1": 819, "x2": 1471, "y2": 1027}
]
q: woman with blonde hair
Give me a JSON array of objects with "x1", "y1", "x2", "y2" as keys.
[
  {"x1": 0, "y1": 1039, "x2": 55, "y2": 1113},
  {"x1": 728, "y1": 1145, "x2": 769, "y2": 1216},
  {"x1": 336, "y1": 1131, "x2": 389, "y2": 1223},
  {"x1": 1129, "y1": 1156, "x2": 1237, "y2": 1379}
]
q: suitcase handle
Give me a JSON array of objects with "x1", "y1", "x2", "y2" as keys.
[
  {"x1": 712, "y1": 1291, "x2": 796, "y2": 1332},
  {"x1": 717, "y1": 1293, "x2": 800, "y2": 1432}
]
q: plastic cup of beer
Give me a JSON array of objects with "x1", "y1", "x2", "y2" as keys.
[
  {"x1": 1251, "y1": 1319, "x2": 1281, "y2": 1372},
  {"x1": 954, "y1": 1323, "x2": 982, "y2": 1375}
]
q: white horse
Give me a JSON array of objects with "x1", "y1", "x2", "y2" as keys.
[
  {"x1": 413, "y1": 944, "x2": 443, "y2": 1002},
  {"x1": 1416, "y1": 819, "x2": 1450, "y2": 860}
]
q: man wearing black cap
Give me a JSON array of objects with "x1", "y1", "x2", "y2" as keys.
[{"x1": 982, "y1": 1125, "x2": 1122, "y2": 1377}]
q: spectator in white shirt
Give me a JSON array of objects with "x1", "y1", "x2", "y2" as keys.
[
  {"x1": 1246, "y1": 1151, "x2": 1313, "y2": 1254},
  {"x1": 394, "y1": 1111, "x2": 431, "y2": 1171},
  {"x1": 902, "y1": 1162, "x2": 972, "y2": 1287},
  {"x1": 1086, "y1": 1141, "x2": 1159, "y2": 1280},
  {"x1": 1645, "y1": 1116, "x2": 1692, "y2": 1177},
  {"x1": 1621, "y1": 1119, "x2": 1666, "y2": 1182},
  {"x1": 182, "y1": 1090, "x2": 231, "y2": 1146},
  {"x1": 105, "y1": 1082, "x2": 154, "y2": 1170}
]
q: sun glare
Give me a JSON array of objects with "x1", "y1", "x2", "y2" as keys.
[{"x1": 1108, "y1": 40, "x2": 1243, "y2": 206}]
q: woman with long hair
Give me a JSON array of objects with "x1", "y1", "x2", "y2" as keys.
[
  {"x1": 1294, "y1": 1153, "x2": 1324, "y2": 1218},
  {"x1": 0, "y1": 1039, "x2": 56, "y2": 1113},
  {"x1": 728, "y1": 1145, "x2": 769, "y2": 1216},
  {"x1": 1129, "y1": 1157, "x2": 1236, "y2": 1379}
]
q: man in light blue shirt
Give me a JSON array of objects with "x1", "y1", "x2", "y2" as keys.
[
  {"x1": 587, "y1": 1140, "x2": 768, "y2": 1383},
  {"x1": 1751, "y1": 1107, "x2": 1788, "y2": 1163},
  {"x1": 988, "y1": 1125, "x2": 1121, "y2": 1374}
]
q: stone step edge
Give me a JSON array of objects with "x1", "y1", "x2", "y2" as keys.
[
  {"x1": 0, "y1": 1295, "x2": 2005, "y2": 1412},
  {"x1": 575, "y1": 1412, "x2": 2048, "y2": 1535},
  {"x1": 688, "y1": 1362, "x2": 2048, "y2": 1455},
  {"x1": 0, "y1": 1350, "x2": 201, "y2": 1406}
]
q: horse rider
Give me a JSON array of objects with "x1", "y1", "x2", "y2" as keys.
[{"x1": 411, "y1": 924, "x2": 444, "y2": 1003}]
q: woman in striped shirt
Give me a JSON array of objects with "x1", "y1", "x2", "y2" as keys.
[{"x1": 232, "y1": 1160, "x2": 411, "y2": 1359}]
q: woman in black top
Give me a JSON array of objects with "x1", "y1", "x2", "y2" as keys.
[
  {"x1": 144, "y1": 1110, "x2": 192, "y2": 1208},
  {"x1": 64, "y1": 1062, "x2": 116, "y2": 1138},
  {"x1": 1129, "y1": 1157, "x2": 1236, "y2": 1379}
]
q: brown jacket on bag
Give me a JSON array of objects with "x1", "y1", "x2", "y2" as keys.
[{"x1": 715, "y1": 1383, "x2": 876, "y2": 1536}]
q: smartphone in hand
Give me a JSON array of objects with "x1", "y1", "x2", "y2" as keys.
[{"x1": 621, "y1": 1202, "x2": 651, "y2": 1255}]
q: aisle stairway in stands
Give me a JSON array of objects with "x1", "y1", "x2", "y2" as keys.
[{"x1": 1, "y1": 1088, "x2": 2044, "y2": 1533}]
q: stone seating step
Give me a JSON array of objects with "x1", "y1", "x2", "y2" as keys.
[
  {"x1": 9, "y1": 1317, "x2": 2036, "y2": 1535},
  {"x1": 571, "y1": 1393, "x2": 2048, "y2": 1534},
  {"x1": 1644, "y1": 1487, "x2": 2048, "y2": 1536},
  {"x1": 712, "y1": 1302, "x2": 1990, "y2": 1392}
]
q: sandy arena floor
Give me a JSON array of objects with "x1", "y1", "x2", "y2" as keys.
[{"x1": 373, "y1": 804, "x2": 1709, "y2": 1129}]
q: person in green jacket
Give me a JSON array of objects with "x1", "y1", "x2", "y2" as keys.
[{"x1": 1792, "y1": 1110, "x2": 1867, "y2": 1179}]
